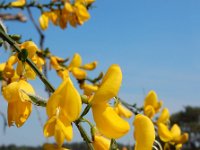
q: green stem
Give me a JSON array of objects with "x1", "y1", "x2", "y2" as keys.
[
  {"x1": 0, "y1": 29, "x2": 55, "y2": 93},
  {"x1": 74, "y1": 122, "x2": 94, "y2": 150}
]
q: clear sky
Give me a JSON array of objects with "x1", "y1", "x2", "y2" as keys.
[{"x1": 0, "y1": 0, "x2": 200, "y2": 146}]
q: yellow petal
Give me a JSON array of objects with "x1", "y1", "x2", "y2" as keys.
[
  {"x1": 173, "y1": 133, "x2": 189, "y2": 144},
  {"x1": 44, "y1": 116, "x2": 57, "y2": 137},
  {"x1": 18, "y1": 80, "x2": 35, "y2": 102},
  {"x1": 3, "y1": 81, "x2": 20, "y2": 103},
  {"x1": 47, "y1": 77, "x2": 82, "y2": 122},
  {"x1": 144, "y1": 105, "x2": 155, "y2": 119},
  {"x1": 68, "y1": 53, "x2": 82, "y2": 69},
  {"x1": 16, "y1": 62, "x2": 36, "y2": 79},
  {"x1": 92, "y1": 103, "x2": 130, "y2": 139},
  {"x1": 80, "y1": 61, "x2": 98, "y2": 70},
  {"x1": 57, "y1": 118, "x2": 73, "y2": 141},
  {"x1": 57, "y1": 70, "x2": 69, "y2": 80},
  {"x1": 7, "y1": 102, "x2": 16, "y2": 127},
  {"x1": 49, "y1": 10, "x2": 59, "y2": 25},
  {"x1": 75, "y1": 3, "x2": 90, "y2": 23},
  {"x1": 157, "y1": 123, "x2": 173, "y2": 142},
  {"x1": 80, "y1": 83, "x2": 98, "y2": 96},
  {"x1": 175, "y1": 144, "x2": 183, "y2": 150},
  {"x1": 3, "y1": 80, "x2": 34, "y2": 102},
  {"x1": 7, "y1": 55, "x2": 18, "y2": 66},
  {"x1": 64, "y1": 2, "x2": 74, "y2": 13},
  {"x1": 133, "y1": 114, "x2": 155, "y2": 150},
  {"x1": 157, "y1": 108, "x2": 170, "y2": 124},
  {"x1": 92, "y1": 64, "x2": 122, "y2": 105},
  {"x1": 93, "y1": 135, "x2": 110, "y2": 150},
  {"x1": 15, "y1": 100, "x2": 32, "y2": 127},
  {"x1": 0, "y1": 63, "x2": 6, "y2": 71},
  {"x1": 144, "y1": 90, "x2": 162, "y2": 113},
  {"x1": 3, "y1": 64, "x2": 15, "y2": 78},
  {"x1": 50, "y1": 56, "x2": 62, "y2": 70},
  {"x1": 39, "y1": 12, "x2": 49, "y2": 30},
  {"x1": 3, "y1": 80, "x2": 34, "y2": 127},
  {"x1": 71, "y1": 67, "x2": 87, "y2": 79},
  {"x1": 115, "y1": 103, "x2": 133, "y2": 118},
  {"x1": 10, "y1": 0, "x2": 26, "y2": 7},
  {"x1": 54, "y1": 123, "x2": 65, "y2": 147},
  {"x1": 170, "y1": 124, "x2": 181, "y2": 139}
]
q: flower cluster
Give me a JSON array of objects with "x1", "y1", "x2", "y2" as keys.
[{"x1": 39, "y1": 0, "x2": 93, "y2": 30}]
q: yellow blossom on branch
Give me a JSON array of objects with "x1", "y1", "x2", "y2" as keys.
[
  {"x1": 133, "y1": 114, "x2": 155, "y2": 150},
  {"x1": 143, "y1": 90, "x2": 163, "y2": 118},
  {"x1": 10, "y1": 0, "x2": 26, "y2": 7},
  {"x1": 2, "y1": 79, "x2": 35, "y2": 127},
  {"x1": 91, "y1": 64, "x2": 130, "y2": 139},
  {"x1": 93, "y1": 134, "x2": 110, "y2": 150},
  {"x1": 158, "y1": 123, "x2": 189, "y2": 149},
  {"x1": 114, "y1": 102, "x2": 133, "y2": 118},
  {"x1": 44, "y1": 76, "x2": 82, "y2": 147},
  {"x1": 68, "y1": 53, "x2": 97, "y2": 80}
]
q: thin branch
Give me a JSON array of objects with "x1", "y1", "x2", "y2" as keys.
[
  {"x1": 0, "y1": 13, "x2": 27, "y2": 22},
  {"x1": 0, "y1": 110, "x2": 7, "y2": 134},
  {"x1": 0, "y1": 29, "x2": 55, "y2": 93},
  {"x1": 26, "y1": 7, "x2": 44, "y2": 49}
]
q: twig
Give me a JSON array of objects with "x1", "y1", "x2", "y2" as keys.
[
  {"x1": 26, "y1": 7, "x2": 44, "y2": 49},
  {"x1": 0, "y1": 29, "x2": 55, "y2": 93},
  {"x1": 0, "y1": 110, "x2": 7, "y2": 134},
  {"x1": 0, "y1": 13, "x2": 27, "y2": 22}
]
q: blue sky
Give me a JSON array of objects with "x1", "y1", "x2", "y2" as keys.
[{"x1": 0, "y1": 0, "x2": 200, "y2": 146}]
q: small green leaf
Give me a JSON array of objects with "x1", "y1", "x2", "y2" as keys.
[
  {"x1": 9, "y1": 34, "x2": 21, "y2": 41},
  {"x1": 20, "y1": 90, "x2": 47, "y2": 107}
]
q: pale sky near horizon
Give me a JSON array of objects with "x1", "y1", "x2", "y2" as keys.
[{"x1": 0, "y1": 0, "x2": 200, "y2": 146}]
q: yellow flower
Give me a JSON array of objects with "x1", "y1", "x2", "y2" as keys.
[
  {"x1": 157, "y1": 108, "x2": 170, "y2": 124},
  {"x1": 46, "y1": 78, "x2": 81, "y2": 121},
  {"x1": 80, "y1": 82, "x2": 98, "y2": 96},
  {"x1": 114, "y1": 102, "x2": 133, "y2": 118},
  {"x1": 68, "y1": 53, "x2": 97, "y2": 80},
  {"x1": 44, "y1": 115, "x2": 73, "y2": 147},
  {"x1": 44, "y1": 77, "x2": 82, "y2": 147},
  {"x1": 16, "y1": 41, "x2": 43, "y2": 79},
  {"x1": 63, "y1": 2, "x2": 90, "y2": 28},
  {"x1": 39, "y1": 12, "x2": 49, "y2": 30},
  {"x1": 157, "y1": 123, "x2": 189, "y2": 146},
  {"x1": 93, "y1": 135, "x2": 110, "y2": 150},
  {"x1": 74, "y1": 3, "x2": 90, "y2": 25},
  {"x1": 144, "y1": 90, "x2": 162, "y2": 118},
  {"x1": 80, "y1": 61, "x2": 98, "y2": 70},
  {"x1": 2, "y1": 80, "x2": 35, "y2": 127},
  {"x1": 91, "y1": 65, "x2": 130, "y2": 139},
  {"x1": 10, "y1": 0, "x2": 26, "y2": 7},
  {"x1": 133, "y1": 114, "x2": 155, "y2": 150},
  {"x1": 157, "y1": 123, "x2": 173, "y2": 142}
]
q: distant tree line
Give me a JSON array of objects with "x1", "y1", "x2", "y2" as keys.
[
  {"x1": 0, "y1": 143, "x2": 132, "y2": 150},
  {"x1": 0, "y1": 106, "x2": 199, "y2": 150}
]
